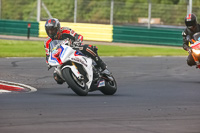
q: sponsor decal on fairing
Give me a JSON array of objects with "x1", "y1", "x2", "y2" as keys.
[
  {"x1": 71, "y1": 57, "x2": 88, "y2": 67},
  {"x1": 98, "y1": 80, "x2": 105, "y2": 88}
]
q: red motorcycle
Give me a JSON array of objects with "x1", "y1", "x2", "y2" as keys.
[{"x1": 189, "y1": 32, "x2": 200, "y2": 68}]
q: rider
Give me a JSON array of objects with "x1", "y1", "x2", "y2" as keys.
[
  {"x1": 44, "y1": 18, "x2": 108, "y2": 84},
  {"x1": 182, "y1": 13, "x2": 200, "y2": 66}
]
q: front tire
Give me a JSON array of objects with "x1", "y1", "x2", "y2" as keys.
[
  {"x1": 100, "y1": 75, "x2": 117, "y2": 95},
  {"x1": 62, "y1": 67, "x2": 88, "y2": 96}
]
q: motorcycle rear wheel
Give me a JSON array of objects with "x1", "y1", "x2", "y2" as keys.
[
  {"x1": 62, "y1": 67, "x2": 89, "y2": 96},
  {"x1": 100, "y1": 75, "x2": 117, "y2": 95}
]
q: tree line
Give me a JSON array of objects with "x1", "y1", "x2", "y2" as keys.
[{"x1": 1, "y1": 0, "x2": 200, "y2": 26}]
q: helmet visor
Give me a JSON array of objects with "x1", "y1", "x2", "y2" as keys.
[
  {"x1": 46, "y1": 26, "x2": 58, "y2": 37},
  {"x1": 186, "y1": 19, "x2": 196, "y2": 27}
]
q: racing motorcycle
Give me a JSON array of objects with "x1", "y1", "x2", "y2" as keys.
[
  {"x1": 47, "y1": 39, "x2": 117, "y2": 96},
  {"x1": 188, "y1": 32, "x2": 200, "y2": 69}
]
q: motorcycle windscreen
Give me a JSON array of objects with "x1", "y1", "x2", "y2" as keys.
[{"x1": 193, "y1": 32, "x2": 200, "y2": 41}]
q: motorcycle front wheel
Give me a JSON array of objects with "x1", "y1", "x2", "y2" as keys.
[{"x1": 62, "y1": 67, "x2": 89, "y2": 96}]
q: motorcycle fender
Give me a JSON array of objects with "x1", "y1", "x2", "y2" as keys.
[
  {"x1": 62, "y1": 65, "x2": 82, "y2": 80},
  {"x1": 55, "y1": 66, "x2": 65, "y2": 80},
  {"x1": 69, "y1": 56, "x2": 93, "y2": 87},
  {"x1": 62, "y1": 65, "x2": 92, "y2": 89},
  {"x1": 105, "y1": 75, "x2": 114, "y2": 81}
]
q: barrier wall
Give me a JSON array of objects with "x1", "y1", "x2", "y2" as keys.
[
  {"x1": 0, "y1": 20, "x2": 39, "y2": 37},
  {"x1": 39, "y1": 21, "x2": 113, "y2": 42},
  {"x1": 113, "y1": 25, "x2": 183, "y2": 46},
  {"x1": 0, "y1": 20, "x2": 184, "y2": 46}
]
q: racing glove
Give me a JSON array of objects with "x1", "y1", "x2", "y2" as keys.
[
  {"x1": 187, "y1": 47, "x2": 192, "y2": 53},
  {"x1": 73, "y1": 39, "x2": 82, "y2": 47}
]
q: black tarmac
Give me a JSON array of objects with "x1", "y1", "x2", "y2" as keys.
[{"x1": 0, "y1": 57, "x2": 200, "y2": 133}]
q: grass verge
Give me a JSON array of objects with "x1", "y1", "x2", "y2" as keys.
[{"x1": 0, "y1": 39, "x2": 188, "y2": 57}]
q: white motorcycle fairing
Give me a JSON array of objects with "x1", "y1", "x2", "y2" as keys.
[{"x1": 48, "y1": 40, "x2": 93, "y2": 89}]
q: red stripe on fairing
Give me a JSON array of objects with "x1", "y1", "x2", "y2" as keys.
[
  {"x1": 52, "y1": 48, "x2": 63, "y2": 64},
  {"x1": 0, "y1": 84, "x2": 24, "y2": 92}
]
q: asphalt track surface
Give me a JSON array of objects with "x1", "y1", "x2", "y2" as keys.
[{"x1": 0, "y1": 57, "x2": 200, "y2": 133}]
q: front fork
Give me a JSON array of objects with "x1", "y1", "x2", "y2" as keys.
[
  {"x1": 54, "y1": 66, "x2": 65, "y2": 80},
  {"x1": 55, "y1": 62, "x2": 79, "y2": 81}
]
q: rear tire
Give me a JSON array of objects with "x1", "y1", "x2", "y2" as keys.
[
  {"x1": 62, "y1": 67, "x2": 88, "y2": 96},
  {"x1": 100, "y1": 75, "x2": 117, "y2": 95}
]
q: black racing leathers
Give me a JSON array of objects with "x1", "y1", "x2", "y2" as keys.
[
  {"x1": 182, "y1": 24, "x2": 200, "y2": 51},
  {"x1": 182, "y1": 24, "x2": 200, "y2": 66}
]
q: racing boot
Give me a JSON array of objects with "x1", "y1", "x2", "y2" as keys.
[
  {"x1": 53, "y1": 71, "x2": 64, "y2": 84},
  {"x1": 95, "y1": 56, "x2": 111, "y2": 75},
  {"x1": 101, "y1": 68, "x2": 111, "y2": 75}
]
